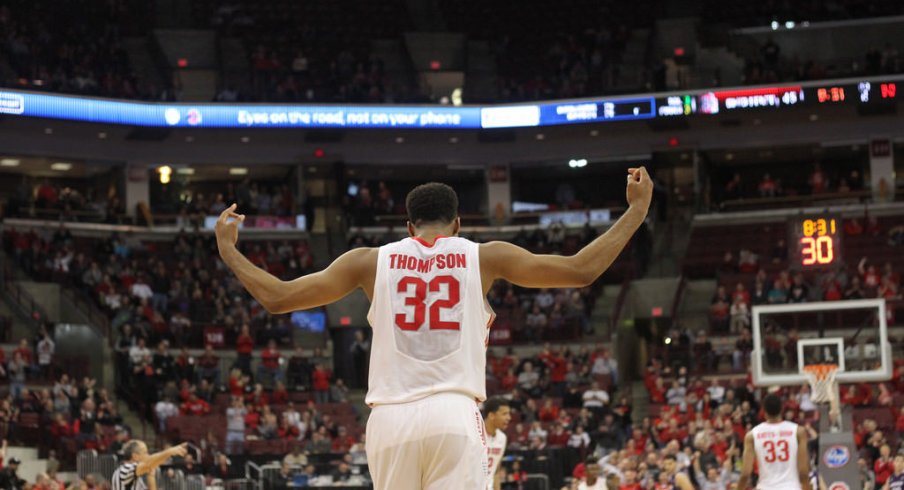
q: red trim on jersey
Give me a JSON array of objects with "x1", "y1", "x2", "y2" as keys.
[{"x1": 411, "y1": 236, "x2": 448, "y2": 248}]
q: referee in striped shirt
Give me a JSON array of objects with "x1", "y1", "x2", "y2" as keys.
[{"x1": 111, "y1": 440, "x2": 188, "y2": 490}]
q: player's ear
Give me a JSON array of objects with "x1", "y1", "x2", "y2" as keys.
[
  {"x1": 407, "y1": 221, "x2": 416, "y2": 237},
  {"x1": 452, "y1": 217, "x2": 461, "y2": 236}
]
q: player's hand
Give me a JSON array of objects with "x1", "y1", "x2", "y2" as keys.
[
  {"x1": 169, "y1": 443, "x2": 189, "y2": 458},
  {"x1": 626, "y1": 166, "x2": 653, "y2": 211},
  {"x1": 215, "y1": 203, "x2": 245, "y2": 249}
]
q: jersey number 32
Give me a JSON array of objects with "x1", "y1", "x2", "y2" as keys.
[{"x1": 395, "y1": 275, "x2": 461, "y2": 331}]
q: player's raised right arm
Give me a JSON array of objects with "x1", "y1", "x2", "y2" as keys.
[
  {"x1": 216, "y1": 204, "x2": 375, "y2": 314},
  {"x1": 481, "y1": 167, "x2": 652, "y2": 289}
]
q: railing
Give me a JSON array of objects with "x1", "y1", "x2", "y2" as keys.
[
  {"x1": 1, "y1": 269, "x2": 47, "y2": 329},
  {"x1": 76, "y1": 450, "x2": 118, "y2": 482},
  {"x1": 60, "y1": 285, "x2": 112, "y2": 345},
  {"x1": 719, "y1": 189, "x2": 873, "y2": 212},
  {"x1": 244, "y1": 461, "x2": 263, "y2": 489},
  {"x1": 185, "y1": 475, "x2": 205, "y2": 490},
  {"x1": 526, "y1": 473, "x2": 551, "y2": 490},
  {"x1": 156, "y1": 468, "x2": 186, "y2": 490}
]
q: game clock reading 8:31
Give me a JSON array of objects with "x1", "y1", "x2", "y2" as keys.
[{"x1": 788, "y1": 216, "x2": 843, "y2": 268}]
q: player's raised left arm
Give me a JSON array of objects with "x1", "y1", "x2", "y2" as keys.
[
  {"x1": 736, "y1": 432, "x2": 756, "y2": 490},
  {"x1": 798, "y1": 426, "x2": 813, "y2": 490},
  {"x1": 481, "y1": 167, "x2": 652, "y2": 289},
  {"x1": 216, "y1": 204, "x2": 375, "y2": 314}
]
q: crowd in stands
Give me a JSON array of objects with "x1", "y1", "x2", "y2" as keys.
[
  {"x1": 717, "y1": 163, "x2": 866, "y2": 206},
  {"x1": 343, "y1": 181, "x2": 398, "y2": 227},
  {"x1": 155, "y1": 178, "x2": 297, "y2": 227},
  {"x1": 1, "y1": 178, "x2": 126, "y2": 224},
  {"x1": 0, "y1": 0, "x2": 170, "y2": 100},
  {"x1": 2, "y1": 227, "x2": 316, "y2": 349},
  {"x1": 0, "y1": 0, "x2": 902, "y2": 105},
  {"x1": 202, "y1": 0, "x2": 417, "y2": 104},
  {"x1": 632, "y1": 353, "x2": 904, "y2": 490}
]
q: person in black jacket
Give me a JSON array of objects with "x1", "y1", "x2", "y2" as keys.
[{"x1": 0, "y1": 458, "x2": 25, "y2": 490}]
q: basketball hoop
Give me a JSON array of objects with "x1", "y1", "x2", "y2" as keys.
[
  {"x1": 804, "y1": 363, "x2": 841, "y2": 429},
  {"x1": 803, "y1": 364, "x2": 838, "y2": 404}
]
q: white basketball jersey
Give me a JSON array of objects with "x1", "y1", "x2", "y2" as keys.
[
  {"x1": 752, "y1": 421, "x2": 801, "y2": 490},
  {"x1": 485, "y1": 428, "x2": 507, "y2": 490},
  {"x1": 366, "y1": 236, "x2": 494, "y2": 406}
]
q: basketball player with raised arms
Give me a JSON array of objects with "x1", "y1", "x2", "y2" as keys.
[
  {"x1": 215, "y1": 167, "x2": 653, "y2": 489},
  {"x1": 737, "y1": 393, "x2": 812, "y2": 490},
  {"x1": 483, "y1": 397, "x2": 511, "y2": 490}
]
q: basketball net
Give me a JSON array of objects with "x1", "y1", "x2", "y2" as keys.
[{"x1": 803, "y1": 364, "x2": 841, "y2": 429}]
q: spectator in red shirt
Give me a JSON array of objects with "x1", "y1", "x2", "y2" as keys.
[
  {"x1": 547, "y1": 423, "x2": 570, "y2": 447},
  {"x1": 875, "y1": 444, "x2": 894, "y2": 486},
  {"x1": 257, "y1": 340, "x2": 282, "y2": 387},
  {"x1": 619, "y1": 469, "x2": 642, "y2": 490},
  {"x1": 312, "y1": 364, "x2": 331, "y2": 405},
  {"x1": 235, "y1": 325, "x2": 254, "y2": 375},
  {"x1": 244, "y1": 405, "x2": 261, "y2": 431},
  {"x1": 538, "y1": 399, "x2": 560, "y2": 422},
  {"x1": 544, "y1": 349, "x2": 568, "y2": 396},
  {"x1": 271, "y1": 381, "x2": 289, "y2": 405},
  {"x1": 246, "y1": 383, "x2": 270, "y2": 408},
  {"x1": 180, "y1": 393, "x2": 211, "y2": 416},
  {"x1": 331, "y1": 426, "x2": 356, "y2": 452},
  {"x1": 14, "y1": 339, "x2": 33, "y2": 367},
  {"x1": 228, "y1": 369, "x2": 247, "y2": 397},
  {"x1": 500, "y1": 369, "x2": 518, "y2": 392}
]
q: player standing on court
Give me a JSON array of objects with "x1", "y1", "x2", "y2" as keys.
[
  {"x1": 884, "y1": 454, "x2": 904, "y2": 490},
  {"x1": 111, "y1": 441, "x2": 187, "y2": 490},
  {"x1": 737, "y1": 393, "x2": 812, "y2": 490},
  {"x1": 215, "y1": 167, "x2": 653, "y2": 489},
  {"x1": 483, "y1": 397, "x2": 511, "y2": 490}
]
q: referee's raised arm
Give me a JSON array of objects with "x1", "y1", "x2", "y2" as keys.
[{"x1": 113, "y1": 440, "x2": 188, "y2": 490}]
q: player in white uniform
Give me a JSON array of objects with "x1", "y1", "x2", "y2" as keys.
[
  {"x1": 215, "y1": 169, "x2": 653, "y2": 489},
  {"x1": 483, "y1": 397, "x2": 511, "y2": 490},
  {"x1": 738, "y1": 393, "x2": 812, "y2": 490}
]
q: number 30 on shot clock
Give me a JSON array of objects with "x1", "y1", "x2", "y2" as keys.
[{"x1": 788, "y1": 216, "x2": 843, "y2": 268}]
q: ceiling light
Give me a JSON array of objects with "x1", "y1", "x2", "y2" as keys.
[
  {"x1": 98, "y1": 132, "x2": 107, "y2": 139},
  {"x1": 229, "y1": 167, "x2": 248, "y2": 175},
  {"x1": 589, "y1": 130, "x2": 599, "y2": 137},
  {"x1": 449, "y1": 137, "x2": 459, "y2": 144},
  {"x1": 176, "y1": 167, "x2": 195, "y2": 175},
  {"x1": 240, "y1": 136, "x2": 250, "y2": 143},
  {"x1": 0, "y1": 159, "x2": 20, "y2": 167},
  {"x1": 535, "y1": 133, "x2": 545, "y2": 140},
  {"x1": 158, "y1": 165, "x2": 172, "y2": 184},
  {"x1": 395, "y1": 137, "x2": 405, "y2": 144},
  {"x1": 568, "y1": 159, "x2": 588, "y2": 168},
  {"x1": 51, "y1": 162, "x2": 72, "y2": 171},
  {"x1": 185, "y1": 136, "x2": 195, "y2": 143},
  {"x1": 44, "y1": 128, "x2": 53, "y2": 135}
]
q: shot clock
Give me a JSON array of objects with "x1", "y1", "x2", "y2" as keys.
[{"x1": 788, "y1": 216, "x2": 843, "y2": 268}]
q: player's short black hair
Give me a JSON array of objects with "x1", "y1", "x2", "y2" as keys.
[
  {"x1": 483, "y1": 397, "x2": 510, "y2": 417},
  {"x1": 405, "y1": 182, "x2": 458, "y2": 227},
  {"x1": 763, "y1": 393, "x2": 783, "y2": 417}
]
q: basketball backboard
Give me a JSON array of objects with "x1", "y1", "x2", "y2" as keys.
[{"x1": 751, "y1": 299, "x2": 892, "y2": 387}]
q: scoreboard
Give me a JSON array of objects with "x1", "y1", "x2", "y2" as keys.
[{"x1": 788, "y1": 215, "x2": 843, "y2": 268}]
